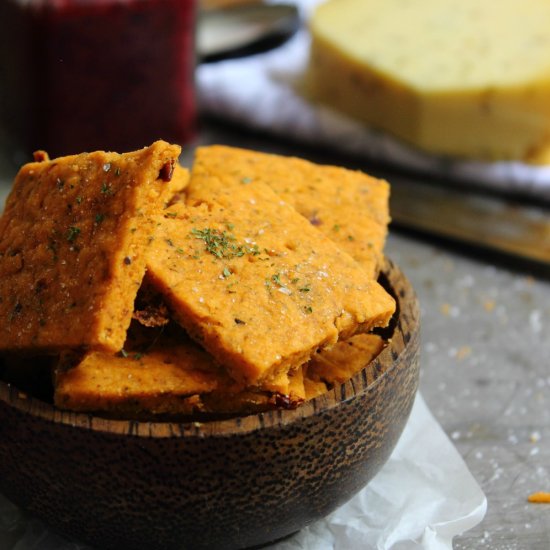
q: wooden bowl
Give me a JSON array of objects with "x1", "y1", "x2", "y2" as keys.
[{"x1": 0, "y1": 259, "x2": 419, "y2": 550}]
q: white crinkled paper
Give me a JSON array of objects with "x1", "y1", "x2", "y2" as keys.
[
  {"x1": 0, "y1": 394, "x2": 486, "y2": 550},
  {"x1": 273, "y1": 394, "x2": 486, "y2": 550},
  {"x1": 197, "y1": 0, "x2": 550, "y2": 201}
]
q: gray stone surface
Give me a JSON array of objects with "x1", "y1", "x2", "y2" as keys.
[
  {"x1": 1, "y1": 120, "x2": 549, "y2": 548},
  {"x1": 388, "y1": 233, "x2": 550, "y2": 549}
]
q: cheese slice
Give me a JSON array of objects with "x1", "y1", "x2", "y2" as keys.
[{"x1": 307, "y1": 0, "x2": 550, "y2": 163}]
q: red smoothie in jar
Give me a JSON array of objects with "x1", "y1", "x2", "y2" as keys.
[{"x1": 0, "y1": 0, "x2": 196, "y2": 157}]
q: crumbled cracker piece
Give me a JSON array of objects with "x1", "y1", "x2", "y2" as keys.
[
  {"x1": 528, "y1": 492, "x2": 550, "y2": 504},
  {"x1": 163, "y1": 163, "x2": 190, "y2": 206},
  {"x1": 132, "y1": 279, "x2": 171, "y2": 328},
  {"x1": 146, "y1": 174, "x2": 395, "y2": 386},
  {"x1": 192, "y1": 145, "x2": 390, "y2": 278},
  {"x1": 199, "y1": 367, "x2": 305, "y2": 415},
  {"x1": 0, "y1": 140, "x2": 181, "y2": 353}
]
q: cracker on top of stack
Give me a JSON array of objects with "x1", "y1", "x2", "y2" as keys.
[{"x1": 0, "y1": 142, "x2": 395, "y2": 419}]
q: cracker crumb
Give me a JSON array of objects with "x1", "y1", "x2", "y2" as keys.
[
  {"x1": 528, "y1": 491, "x2": 550, "y2": 503},
  {"x1": 455, "y1": 346, "x2": 472, "y2": 361}
]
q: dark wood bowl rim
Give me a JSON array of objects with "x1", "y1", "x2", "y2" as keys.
[{"x1": 0, "y1": 259, "x2": 418, "y2": 439}]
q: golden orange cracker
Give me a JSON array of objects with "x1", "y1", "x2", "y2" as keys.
[
  {"x1": 54, "y1": 323, "x2": 304, "y2": 417},
  {"x1": 303, "y1": 376, "x2": 329, "y2": 401},
  {"x1": 54, "y1": 323, "x2": 234, "y2": 415},
  {"x1": 192, "y1": 145, "x2": 390, "y2": 278},
  {"x1": 146, "y1": 174, "x2": 395, "y2": 386},
  {"x1": 306, "y1": 333, "x2": 386, "y2": 386},
  {"x1": 0, "y1": 140, "x2": 181, "y2": 353}
]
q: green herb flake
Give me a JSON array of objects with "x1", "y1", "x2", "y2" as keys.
[
  {"x1": 165, "y1": 212, "x2": 178, "y2": 218},
  {"x1": 247, "y1": 244, "x2": 261, "y2": 256},
  {"x1": 114, "y1": 167, "x2": 121, "y2": 177},
  {"x1": 222, "y1": 267, "x2": 232, "y2": 278},
  {"x1": 120, "y1": 349, "x2": 129, "y2": 358},
  {"x1": 133, "y1": 353, "x2": 143, "y2": 361},
  {"x1": 190, "y1": 227, "x2": 258, "y2": 260},
  {"x1": 332, "y1": 224, "x2": 341, "y2": 232},
  {"x1": 299, "y1": 285, "x2": 311, "y2": 293},
  {"x1": 66, "y1": 226, "x2": 81, "y2": 243},
  {"x1": 101, "y1": 182, "x2": 113, "y2": 195},
  {"x1": 241, "y1": 176, "x2": 253, "y2": 184},
  {"x1": 95, "y1": 213, "x2": 105, "y2": 224},
  {"x1": 76, "y1": 196, "x2": 83, "y2": 204},
  {"x1": 191, "y1": 227, "x2": 232, "y2": 258},
  {"x1": 303, "y1": 305, "x2": 313, "y2": 314},
  {"x1": 347, "y1": 235, "x2": 355, "y2": 241}
]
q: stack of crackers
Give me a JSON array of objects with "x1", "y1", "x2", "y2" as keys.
[{"x1": 0, "y1": 141, "x2": 395, "y2": 418}]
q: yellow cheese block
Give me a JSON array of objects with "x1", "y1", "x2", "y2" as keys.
[{"x1": 307, "y1": 0, "x2": 550, "y2": 163}]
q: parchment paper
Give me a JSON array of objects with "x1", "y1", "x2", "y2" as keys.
[
  {"x1": 0, "y1": 394, "x2": 486, "y2": 549},
  {"x1": 197, "y1": 0, "x2": 550, "y2": 201},
  {"x1": 273, "y1": 394, "x2": 486, "y2": 550}
]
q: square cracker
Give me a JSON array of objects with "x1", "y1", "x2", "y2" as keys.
[
  {"x1": 306, "y1": 333, "x2": 386, "y2": 386},
  {"x1": 146, "y1": 173, "x2": 395, "y2": 386},
  {"x1": 303, "y1": 334, "x2": 386, "y2": 400},
  {"x1": 0, "y1": 140, "x2": 181, "y2": 353},
  {"x1": 192, "y1": 145, "x2": 390, "y2": 278},
  {"x1": 54, "y1": 323, "x2": 306, "y2": 417}
]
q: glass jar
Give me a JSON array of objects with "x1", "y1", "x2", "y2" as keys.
[{"x1": 0, "y1": 0, "x2": 196, "y2": 158}]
